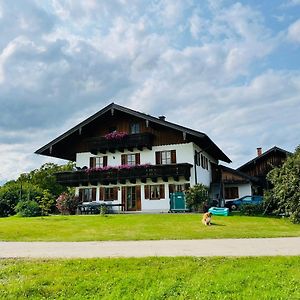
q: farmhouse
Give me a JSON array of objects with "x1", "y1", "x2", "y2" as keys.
[
  {"x1": 212, "y1": 146, "x2": 291, "y2": 202},
  {"x1": 35, "y1": 103, "x2": 231, "y2": 212},
  {"x1": 237, "y1": 146, "x2": 291, "y2": 195}
]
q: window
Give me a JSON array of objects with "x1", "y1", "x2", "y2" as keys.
[
  {"x1": 200, "y1": 154, "x2": 209, "y2": 170},
  {"x1": 121, "y1": 153, "x2": 140, "y2": 166},
  {"x1": 99, "y1": 187, "x2": 118, "y2": 201},
  {"x1": 144, "y1": 185, "x2": 165, "y2": 200},
  {"x1": 155, "y1": 150, "x2": 176, "y2": 164},
  {"x1": 225, "y1": 187, "x2": 239, "y2": 199},
  {"x1": 79, "y1": 188, "x2": 96, "y2": 202},
  {"x1": 130, "y1": 123, "x2": 140, "y2": 134},
  {"x1": 90, "y1": 156, "x2": 107, "y2": 168},
  {"x1": 108, "y1": 126, "x2": 117, "y2": 133},
  {"x1": 127, "y1": 154, "x2": 136, "y2": 166},
  {"x1": 169, "y1": 184, "x2": 190, "y2": 196}
]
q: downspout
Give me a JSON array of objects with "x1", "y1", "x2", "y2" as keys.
[{"x1": 194, "y1": 150, "x2": 198, "y2": 185}]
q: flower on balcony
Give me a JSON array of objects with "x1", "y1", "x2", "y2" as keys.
[
  {"x1": 85, "y1": 163, "x2": 152, "y2": 173},
  {"x1": 104, "y1": 131, "x2": 128, "y2": 140}
]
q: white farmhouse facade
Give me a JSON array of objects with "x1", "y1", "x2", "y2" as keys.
[{"x1": 36, "y1": 103, "x2": 231, "y2": 212}]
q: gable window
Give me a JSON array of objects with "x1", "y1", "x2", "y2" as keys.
[
  {"x1": 121, "y1": 153, "x2": 140, "y2": 166},
  {"x1": 79, "y1": 188, "x2": 96, "y2": 202},
  {"x1": 130, "y1": 123, "x2": 140, "y2": 134},
  {"x1": 99, "y1": 187, "x2": 118, "y2": 201},
  {"x1": 225, "y1": 187, "x2": 239, "y2": 199},
  {"x1": 144, "y1": 185, "x2": 165, "y2": 200},
  {"x1": 108, "y1": 126, "x2": 117, "y2": 133},
  {"x1": 90, "y1": 156, "x2": 107, "y2": 168},
  {"x1": 155, "y1": 150, "x2": 176, "y2": 165}
]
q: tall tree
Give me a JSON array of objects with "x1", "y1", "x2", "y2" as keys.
[{"x1": 266, "y1": 146, "x2": 300, "y2": 223}]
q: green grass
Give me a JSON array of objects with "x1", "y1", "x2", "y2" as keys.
[
  {"x1": 0, "y1": 214, "x2": 299, "y2": 241},
  {"x1": 0, "y1": 256, "x2": 299, "y2": 299}
]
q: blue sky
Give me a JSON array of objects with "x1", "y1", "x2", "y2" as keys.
[{"x1": 0, "y1": 0, "x2": 300, "y2": 184}]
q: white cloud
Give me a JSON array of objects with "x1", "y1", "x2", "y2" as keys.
[{"x1": 287, "y1": 19, "x2": 300, "y2": 43}]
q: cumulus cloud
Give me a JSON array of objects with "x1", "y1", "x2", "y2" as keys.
[
  {"x1": 287, "y1": 19, "x2": 300, "y2": 43},
  {"x1": 0, "y1": 0, "x2": 299, "y2": 183}
]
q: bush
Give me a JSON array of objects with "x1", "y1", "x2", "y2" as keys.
[
  {"x1": 56, "y1": 192, "x2": 80, "y2": 215},
  {"x1": 15, "y1": 200, "x2": 41, "y2": 217},
  {"x1": 186, "y1": 184, "x2": 209, "y2": 212},
  {"x1": 0, "y1": 200, "x2": 11, "y2": 217},
  {"x1": 239, "y1": 204, "x2": 264, "y2": 216}
]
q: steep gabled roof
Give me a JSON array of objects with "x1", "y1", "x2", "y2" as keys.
[
  {"x1": 237, "y1": 146, "x2": 291, "y2": 171},
  {"x1": 220, "y1": 165, "x2": 259, "y2": 183},
  {"x1": 35, "y1": 102, "x2": 231, "y2": 163}
]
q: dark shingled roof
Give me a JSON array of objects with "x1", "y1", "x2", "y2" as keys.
[
  {"x1": 35, "y1": 102, "x2": 231, "y2": 163},
  {"x1": 237, "y1": 146, "x2": 292, "y2": 171}
]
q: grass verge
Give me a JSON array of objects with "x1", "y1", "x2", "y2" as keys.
[
  {"x1": 0, "y1": 256, "x2": 299, "y2": 299},
  {"x1": 0, "y1": 214, "x2": 299, "y2": 241}
]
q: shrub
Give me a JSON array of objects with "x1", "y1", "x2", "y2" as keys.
[
  {"x1": 15, "y1": 200, "x2": 41, "y2": 217},
  {"x1": 0, "y1": 200, "x2": 11, "y2": 217},
  {"x1": 35, "y1": 190, "x2": 55, "y2": 216},
  {"x1": 56, "y1": 192, "x2": 80, "y2": 215},
  {"x1": 239, "y1": 204, "x2": 264, "y2": 216},
  {"x1": 186, "y1": 184, "x2": 209, "y2": 212}
]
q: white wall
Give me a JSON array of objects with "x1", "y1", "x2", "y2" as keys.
[
  {"x1": 224, "y1": 183, "x2": 252, "y2": 200},
  {"x1": 193, "y1": 144, "x2": 217, "y2": 187},
  {"x1": 75, "y1": 142, "x2": 218, "y2": 212}
]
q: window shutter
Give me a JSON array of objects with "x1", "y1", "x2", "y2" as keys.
[
  {"x1": 113, "y1": 187, "x2": 118, "y2": 200},
  {"x1": 171, "y1": 150, "x2": 176, "y2": 164},
  {"x1": 135, "y1": 153, "x2": 140, "y2": 165},
  {"x1": 121, "y1": 154, "x2": 127, "y2": 165},
  {"x1": 99, "y1": 187, "x2": 104, "y2": 201},
  {"x1": 79, "y1": 189, "x2": 83, "y2": 202},
  {"x1": 121, "y1": 187, "x2": 126, "y2": 210},
  {"x1": 90, "y1": 157, "x2": 95, "y2": 168},
  {"x1": 92, "y1": 188, "x2": 96, "y2": 201},
  {"x1": 144, "y1": 185, "x2": 150, "y2": 199},
  {"x1": 160, "y1": 185, "x2": 165, "y2": 199},
  {"x1": 155, "y1": 151, "x2": 161, "y2": 164},
  {"x1": 103, "y1": 156, "x2": 108, "y2": 167},
  {"x1": 136, "y1": 186, "x2": 141, "y2": 211},
  {"x1": 168, "y1": 184, "x2": 174, "y2": 197}
]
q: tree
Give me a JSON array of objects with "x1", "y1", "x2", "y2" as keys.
[
  {"x1": 0, "y1": 162, "x2": 74, "y2": 217},
  {"x1": 266, "y1": 146, "x2": 300, "y2": 223},
  {"x1": 186, "y1": 184, "x2": 209, "y2": 212},
  {"x1": 24, "y1": 162, "x2": 74, "y2": 198},
  {"x1": 0, "y1": 181, "x2": 44, "y2": 217}
]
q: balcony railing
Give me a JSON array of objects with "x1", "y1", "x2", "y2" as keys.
[
  {"x1": 55, "y1": 163, "x2": 192, "y2": 186},
  {"x1": 86, "y1": 132, "x2": 154, "y2": 154}
]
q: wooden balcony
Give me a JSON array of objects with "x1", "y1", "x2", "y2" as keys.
[
  {"x1": 55, "y1": 163, "x2": 192, "y2": 186},
  {"x1": 87, "y1": 133, "x2": 154, "y2": 154}
]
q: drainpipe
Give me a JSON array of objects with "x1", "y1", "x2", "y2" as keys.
[{"x1": 194, "y1": 151, "x2": 198, "y2": 185}]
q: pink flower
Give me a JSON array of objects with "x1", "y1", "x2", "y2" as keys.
[{"x1": 104, "y1": 131, "x2": 128, "y2": 140}]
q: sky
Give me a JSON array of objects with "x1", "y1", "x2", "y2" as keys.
[{"x1": 0, "y1": 0, "x2": 300, "y2": 185}]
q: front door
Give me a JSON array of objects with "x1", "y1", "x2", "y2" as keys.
[{"x1": 122, "y1": 186, "x2": 141, "y2": 211}]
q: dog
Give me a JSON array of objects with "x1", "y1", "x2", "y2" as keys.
[{"x1": 202, "y1": 212, "x2": 212, "y2": 226}]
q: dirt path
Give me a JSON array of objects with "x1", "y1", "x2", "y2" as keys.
[{"x1": 1, "y1": 237, "x2": 300, "y2": 258}]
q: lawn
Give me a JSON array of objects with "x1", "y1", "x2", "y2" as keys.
[
  {"x1": 0, "y1": 256, "x2": 299, "y2": 299},
  {"x1": 0, "y1": 214, "x2": 299, "y2": 241}
]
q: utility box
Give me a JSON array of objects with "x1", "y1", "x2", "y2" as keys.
[{"x1": 169, "y1": 192, "x2": 188, "y2": 212}]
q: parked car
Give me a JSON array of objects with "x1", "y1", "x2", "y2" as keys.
[{"x1": 225, "y1": 195, "x2": 263, "y2": 211}]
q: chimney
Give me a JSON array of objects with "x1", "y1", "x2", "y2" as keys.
[
  {"x1": 257, "y1": 147, "x2": 262, "y2": 156},
  {"x1": 158, "y1": 115, "x2": 166, "y2": 121}
]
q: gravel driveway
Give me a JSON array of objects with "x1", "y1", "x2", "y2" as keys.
[{"x1": 1, "y1": 237, "x2": 300, "y2": 258}]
